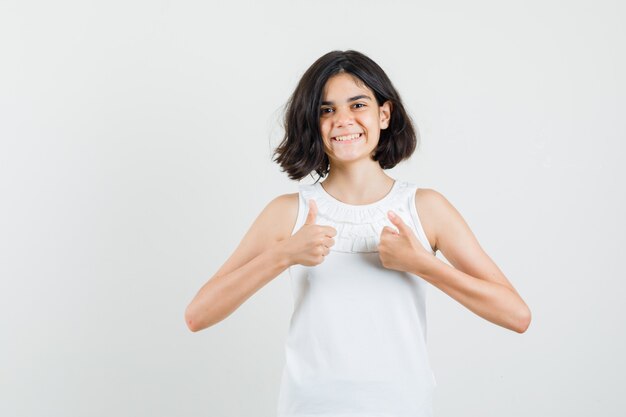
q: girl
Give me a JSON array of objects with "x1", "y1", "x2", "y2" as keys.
[{"x1": 185, "y1": 50, "x2": 531, "y2": 417}]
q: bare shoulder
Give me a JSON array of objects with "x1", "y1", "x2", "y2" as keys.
[
  {"x1": 415, "y1": 187, "x2": 476, "y2": 254},
  {"x1": 266, "y1": 192, "x2": 300, "y2": 242},
  {"x1": 415, "y1": 188, "x2": 523, "y2": 301},
  {"x1": 414, "y1": 188, "x2": 455, "y2": 253},
  {"x1": 238, "y1": 191, "x2": 299, "y2": 245},
  {"x1": 210, "y1": 192, "x2": 299, "y2": 280}
]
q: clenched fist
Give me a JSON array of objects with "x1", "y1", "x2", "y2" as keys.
[
  {"x1": 378, "y1": 210, "x2": 434, "y2": 275},
  {"x1": 282, "y1": 199, "x2": 337, "y2": 267}
]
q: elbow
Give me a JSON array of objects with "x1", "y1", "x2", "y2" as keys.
[
  {"x1": 185, "y1": 304, "x2": 218, "y2": 332},
  {"x1": 513, "y1": 306, "x2": 532, "y2": 334},
  {"x1": 185, "y1": 305, "x2": 201, "y2": 333}
]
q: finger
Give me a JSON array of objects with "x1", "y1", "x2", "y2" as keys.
[
  {"x1": 323, "y1": 226, "x2": 337, "y2": 237},
  {"x1": 387, "y1": 210, "x2": 409, "y2": 233},
  {"x1": 324, "y1": 237, "x2": 335, "y2": 247},
  {"x1": 304, "y1": 199, "x2": 317, "y2": 225},
  {"x1": 381, "y1": 225, "x2": 399, "y2": 235}
]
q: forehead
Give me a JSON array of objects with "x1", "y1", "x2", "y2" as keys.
[{"x1": 321, "y1": 73, "x2": 374, "y2": 99}]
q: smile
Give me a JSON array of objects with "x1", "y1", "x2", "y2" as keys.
[{"x1": 332, "y1": 133, "x2": 363, "y2": 142}]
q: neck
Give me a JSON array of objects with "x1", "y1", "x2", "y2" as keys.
[{"x1": 320, "y1": 161, "x2": 395, "y2": 205}]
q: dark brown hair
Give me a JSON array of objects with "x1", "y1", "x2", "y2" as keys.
[{"x1": 272, "y1": 50, "x2": 418, "y2": 181}]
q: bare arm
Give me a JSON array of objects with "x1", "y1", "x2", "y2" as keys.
[
  {"x1": 368, "y1": 187, "x2": 531, "y2": 333},
  {"x1": 413, "y1": 189, "x2": 531, "y2": 333},
  {"x1": 184, "y1": 194, "x2": 336, "y2": 332},
  {"x1": 184, "y1": 194, "x2": 297, "y2": 332},
  {"x1": 185, "y1": 243, "x2": 291, "y2": 331},
  {"x1": 418, "y1": 258, "x2": 531, "y2": 333}
]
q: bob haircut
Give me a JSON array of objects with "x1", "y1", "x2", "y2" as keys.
[{"x1": 273, "y1": 50, "x2": 418, "y2": 181}]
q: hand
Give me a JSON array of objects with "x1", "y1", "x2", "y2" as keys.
[
  {"x1": 378, "y1": 210, "x2": 434, "y2": 275},
  {"x1": 282, "y1": 199, "x2": 336, "y2": 267}
]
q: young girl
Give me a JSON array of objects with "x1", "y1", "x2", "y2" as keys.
[{"x1": 185, "y1": 50, "x2": 531, "y2": 417}]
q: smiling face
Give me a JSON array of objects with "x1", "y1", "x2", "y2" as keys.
[{"x1": 319, "y1": 72, "x2": 392, "y2": 165}]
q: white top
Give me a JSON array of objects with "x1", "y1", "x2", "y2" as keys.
[{"x1": 276, "y1": 179, "x2": 438, "y2": 417}]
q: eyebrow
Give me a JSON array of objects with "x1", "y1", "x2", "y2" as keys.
[{"x1": 321, "y1": 95, "x2": 372, "y2": 106}]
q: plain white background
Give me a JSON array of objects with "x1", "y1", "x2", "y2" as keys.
[{"x1": 1, "y1": 0, "x2": 624, "y2": 416}]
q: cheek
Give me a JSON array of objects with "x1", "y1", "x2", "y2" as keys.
[{"x1": 320, "y1": 120, "x2": 331, "y2": 137}]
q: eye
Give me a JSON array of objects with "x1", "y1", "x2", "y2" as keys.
[
  {"x1": 320, "y1": 107, "x2": 333, "y2": 114},
  {"x1": 353, "y1": 103, "x2": 366, "y2": 109}
]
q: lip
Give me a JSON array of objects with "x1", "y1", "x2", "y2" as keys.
[{"x1": 332, "y1": 133, "x2": 363, "y2": 143}]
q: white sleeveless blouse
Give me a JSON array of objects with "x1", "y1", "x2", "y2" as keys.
[{"x1": 277, "y1": 179, "x2": 437, "y2": 417}]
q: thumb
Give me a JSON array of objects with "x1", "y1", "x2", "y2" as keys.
[
  {"x1": 387, "y1": 210, "x2": 409, "y2": 233},
  {"x1": 304, "y1": 199, "x2": 318, "y2": 225}
]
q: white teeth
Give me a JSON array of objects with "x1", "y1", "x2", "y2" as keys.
[{"x1": 334, "y1": 133, "x2": 361, "y2": 141}]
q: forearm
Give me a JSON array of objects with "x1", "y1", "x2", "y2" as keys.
[
  {"x1": 415, "y1": 256, "x2": 531, "y2": 333},
  {"x1": 185, "y1": 243, "x2": 291, "y2": 332}
]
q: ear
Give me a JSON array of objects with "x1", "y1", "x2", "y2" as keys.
[{"x1": 379, "y1": 100, "x2": 392, "y2": 130}]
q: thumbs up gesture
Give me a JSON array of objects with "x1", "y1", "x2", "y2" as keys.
[
  {"x1": 284, "y1": 199, "x2": 337, "y2": 267},
  {"x1": 378, "y1": 210, "x2": 433, "y2": 274}
]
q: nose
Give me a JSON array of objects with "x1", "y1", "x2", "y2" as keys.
[{"x1": 333, "y1": 106, "x2": 354, "y2": 127}]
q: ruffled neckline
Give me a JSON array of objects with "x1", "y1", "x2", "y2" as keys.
[
  {"x1": 299, "y1": 179, "x2": 414, "y2": 253},
  {"x1": 315, "y1": 179, "x2": 401, "y2": 210}
]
